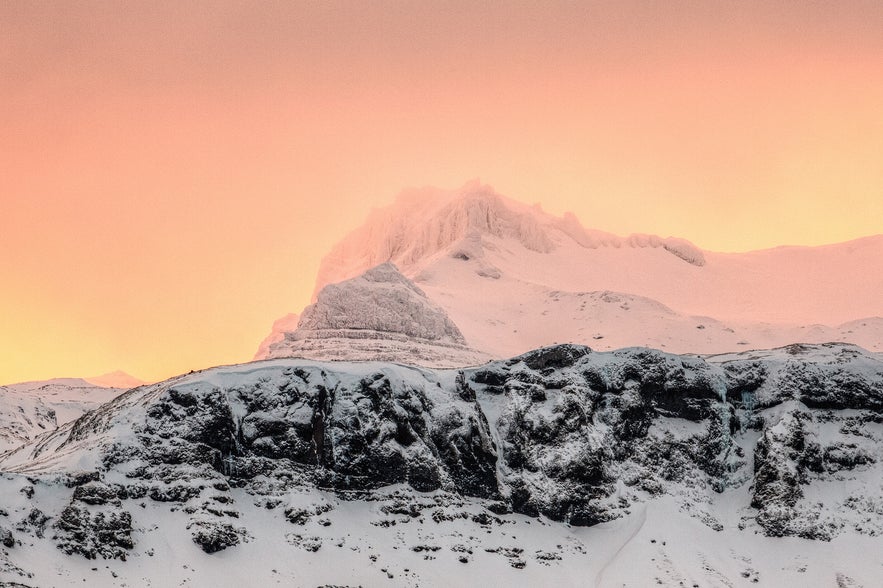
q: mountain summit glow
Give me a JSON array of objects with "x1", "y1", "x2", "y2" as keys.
[
  {"x1": 258, "y1": 182, "x2": 883, "y2": 361},
  {"x1": 313, "y1": 181, "x2": 706, "y2": 299}
]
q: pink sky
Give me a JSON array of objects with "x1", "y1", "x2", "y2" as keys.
[{"x1": 2, "y1": 1, "x2": 882, "y2": 383}]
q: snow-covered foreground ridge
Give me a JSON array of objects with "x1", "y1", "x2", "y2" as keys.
[{"x1": 0, "y1": 343, "x2": 881, "y2": 586}]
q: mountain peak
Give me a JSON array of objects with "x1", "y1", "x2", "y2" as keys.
[
  {"x1": 313, "y1": 182, "x2": 706, "y2": 299},
  {"x1": 361, "y1": 261, "x2": 421, "y2": 288}
]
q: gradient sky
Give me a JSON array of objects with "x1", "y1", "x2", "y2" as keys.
[{"x1": 2, "y1": 1, "x2": 882, "y2": 384}]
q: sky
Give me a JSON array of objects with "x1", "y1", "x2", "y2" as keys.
[{"x1": 2, "y1": 1, "x2": 882, "y2": 384}]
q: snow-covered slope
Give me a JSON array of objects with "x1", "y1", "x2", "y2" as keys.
[
  {"x1": 262, "y1": 263, "x2": 490, "y2": 367},
  {"x1": 0, "y1": 344, "x2": 880, "y2": 586},
  {"x1": 416, "y1": 252, "x2": 883, "y2": 357},
  {"x1": 0, "y1": 388, "x2": 56, "y2": 455},
  {"x1": 314, "y1": 182, "x2": 882, "y2": 326},
  {"x1": 0, "y1": 378, "x2": 128, "y2": 452},
  {"x1": 83, "y1": 371, "x2": 145, "y2": 390},
  {"x1": 261, "y1": 181, "x2": 882, "y2": 360}
]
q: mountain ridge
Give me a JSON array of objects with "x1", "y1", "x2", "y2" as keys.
[
  {"x1": 0, "y1": 377, "x2": 131, "y2": 452},
  {"x1": 312, "y1": 181, "x2": 709, "y2": 299},
  {"x1": 0, "y1": 342, "x2": 880, "y2": 586}
]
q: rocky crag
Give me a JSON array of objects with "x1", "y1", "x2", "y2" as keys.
[{"x1": 261, "y1": 262, "x2": 490, "y2": 367}]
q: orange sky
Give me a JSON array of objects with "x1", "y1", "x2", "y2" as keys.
[{"x1": 2, "y1": 1, "x2": 882, "y2": 385}]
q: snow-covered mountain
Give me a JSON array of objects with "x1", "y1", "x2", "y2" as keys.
[
  {"x1": 259, "y1": 181, "x2": 882, "y2": 362},
  {"x1": 261, "y1": 263, "x2": 490, "y2": 367},
  {"x1": 1, "y1": 182, "x2": 878, "y2": 586},
  {"x1": 0, "y1": 378, "x2": 131, "y2": 452},
  {"x1": 312, "y1": 180, "x2": 708, "y2": 298},
  {"x1": 83, "y1": 371, "x2": 145, "y2": 390},
  {"x1": 0, "y1": 343, "x2": 880, "y2": 586}
]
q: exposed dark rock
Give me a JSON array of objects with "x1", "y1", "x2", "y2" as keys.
[
  {"x1": 284, "y1": 502, "x2": 333, "y2": 525},
  {"x1": 72, "y1": 482, "x2": 120, "y2": 506},
  {"x1": 4, "y1": 341, "x2": 881, "y2": 559},
  {"x1": 64, "y1": 471, "x2": 100, "y2": 488},
  {"x1": 15, "y1": 509, "x2": 49, "y2": 539},
  {"x1": 511, "y1": 344, "x2": 592, "y2": 371},
  {"x1": 148, "y1": 483, "x2": 204, "y2": 503},
  {"x1": 822, "y1": 442, "x2": 875, "y2": 472},
  {"x1": 55, "y1": 505, "x2": 133, "y2": 560},
  {"x1": 189, "y1": 520, "x2": 243, "y2": 553},
  {"x1": 0, "y1": 526, "x2": 14, "y2": 548}
]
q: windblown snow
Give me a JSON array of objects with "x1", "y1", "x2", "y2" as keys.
[{"x1": 254, "y1": 313, "x2": 300, "y2": 361}]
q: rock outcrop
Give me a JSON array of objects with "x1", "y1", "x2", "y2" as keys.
[{"x1": 260, "y1": 263, "x2": 489, "y2": 367}]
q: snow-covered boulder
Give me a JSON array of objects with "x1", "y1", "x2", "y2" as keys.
[{"x1": 299, "y1": 262, "x2": 467, "y2": 344}]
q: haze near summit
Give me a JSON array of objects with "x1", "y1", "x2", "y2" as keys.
[{"x1": 2, "y1": 1, "x2": 882, "y2": 384}]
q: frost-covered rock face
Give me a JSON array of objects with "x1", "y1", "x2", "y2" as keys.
[
  {"x1": 298, "y1": 263, "x2": 467, "y2": 344},
  {"x1": 713, "y1": 343, "x2": 883, "y2": 411},
  {"x1": 468, "y1": 345, "x2": 747, "y2": 525},
  {"x1": 121, "y1": 362, "x2": 499, "y2": 498},
  {"x1": 0, "y1": 343, "x2": 881, "y2": 581},
  {"x1": 463, "y1": 344, "x2": 881, "y2": 537},
  {"x1": 261, "y1": 263, "x2": 490, "y2": 367}
]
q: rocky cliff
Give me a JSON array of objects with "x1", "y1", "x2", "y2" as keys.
[{"x1": 0, "y1": 343, "x2": 880, "y2": 586}]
